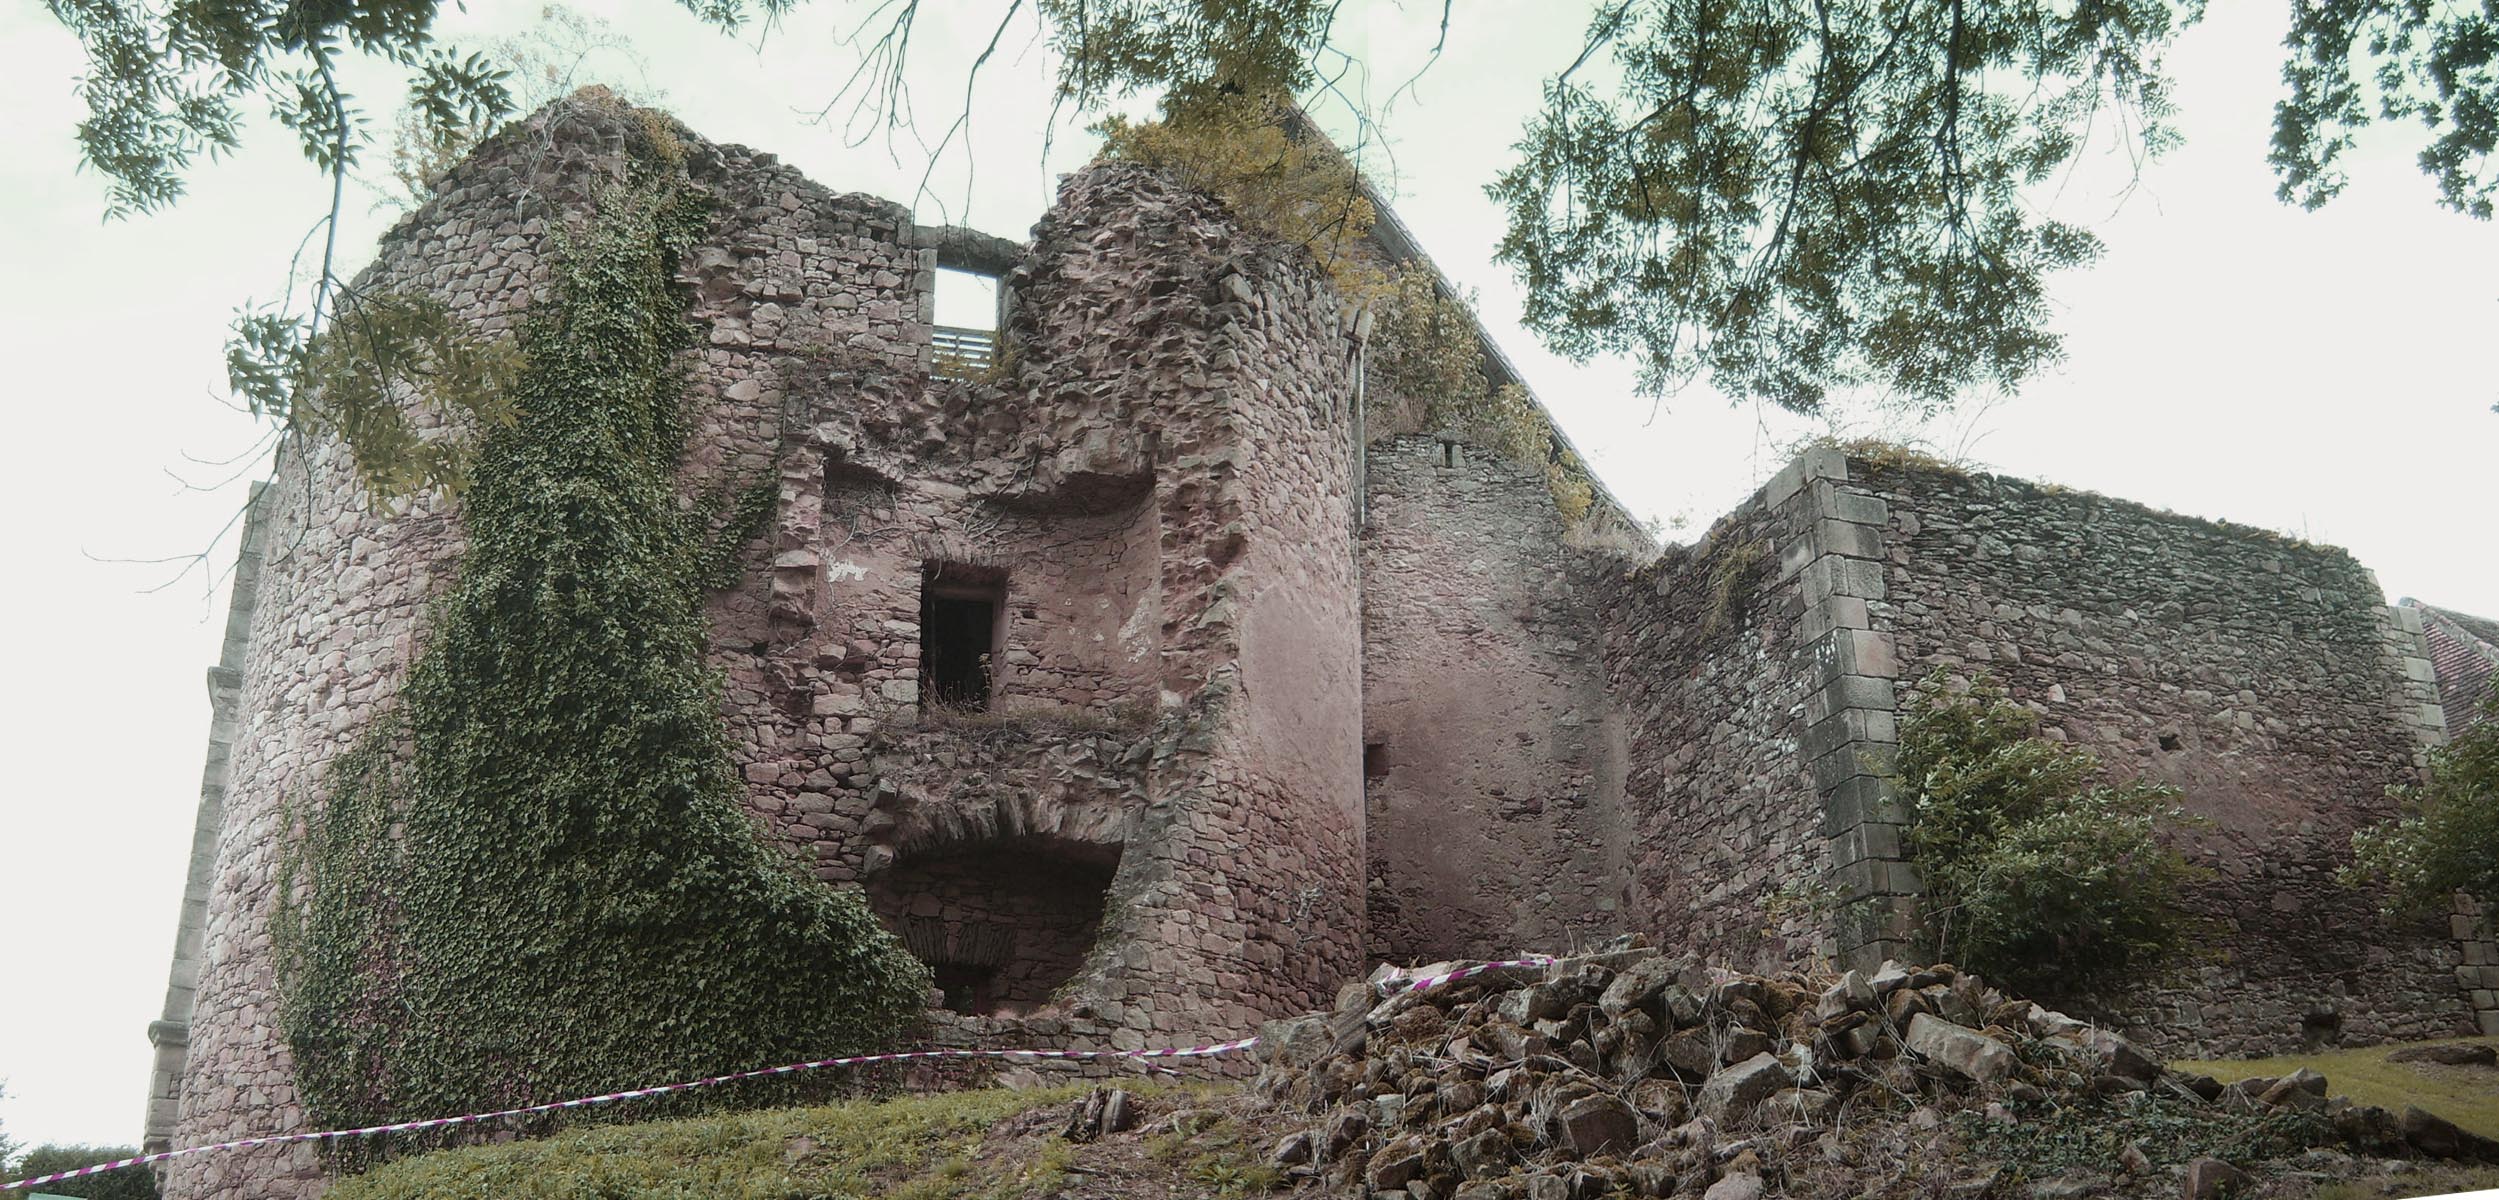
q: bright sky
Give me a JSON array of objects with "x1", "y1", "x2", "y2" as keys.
[{"x1": 2, "y1": 0, "x2": 2492, "y2": 1154}]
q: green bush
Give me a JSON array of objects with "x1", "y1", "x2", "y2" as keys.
[
  {"x1": 0, "y1": 1080, "x2": 15, "y2": 1179},
  {"x1": 5, "y1": 1145, "x2": 160, "y2": 1200},
  {"x1": 2346, "y1": 683, "x2": 2499, "y2": 914},
  {"x1": 1895, "y1": 671, "x2": 2202, "y2": 991},
  {"x1": 274, "y1": 105, "x2": 929, "y2": 1159}
]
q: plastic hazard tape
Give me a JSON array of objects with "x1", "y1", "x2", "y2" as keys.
[
  {"x1": 1378, "y1": 955, "x2": 1559, "y2": 995},
  {"x1": 1, "y1": 953, "x2": 1566, "y2": 1192}
]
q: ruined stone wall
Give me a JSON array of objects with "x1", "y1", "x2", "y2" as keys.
[
  {"x1": 1117, "y1": 185, "x2": 1371, "y2": 1032},
  {"x1": 159, "y1": 93, "x2": 606, "y2": 1200},
  {"x1": 1359, "y1": 434, "x2": 1628, "y2": 964},
  {"x1": 864, "y1": 847, "x2": 1116, "y2": 1011},
  {"x1": 1861, "y1": 458, "x2": 2474, "y2": 1056},
  {"x1": 1593, "y1": 483, "x2": 1826, "y2": 975},
  {"x1": 164, "y1": 97, "x2": 1371, "y2": 1200}
]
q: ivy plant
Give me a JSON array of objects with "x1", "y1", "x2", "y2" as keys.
[{"x1": 274, "y1": 105, "x2": 929, "y2": 1159}]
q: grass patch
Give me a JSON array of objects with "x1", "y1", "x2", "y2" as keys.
[
  {"x1": 324, "y1": 1083, "x2": 1186, "y2": 1200},
  {"x1": 1956, "y1": 1091, "x2": 2337, "y2": 1179},
  {"x1": 2295, "y1": 1163, "x2": 2499, "y2": 1200},
  {"x1": 2173, "y1": 1037, "x2": 2499, "y2": 1141}
]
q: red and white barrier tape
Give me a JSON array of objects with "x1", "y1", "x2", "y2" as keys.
[{"x1": 1, "y1": 953, "x2": 1563, "y2": 1192}]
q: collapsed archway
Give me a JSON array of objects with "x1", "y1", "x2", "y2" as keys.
[{"x1": 863, "y1": 836, "x2": 1120, "y2": 1016}]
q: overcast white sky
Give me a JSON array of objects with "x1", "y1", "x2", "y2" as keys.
[{"x1": 2, "y1": 0, "x2": 2493, "y2": 1154}]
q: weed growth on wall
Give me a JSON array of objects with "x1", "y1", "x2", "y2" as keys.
[
  {"x1": 1894, "y1": 671, "x2": 2202, "y2": 993},
  {"x1": 1095, "y1": 102, "x2": 1602, "y2": 525},
  {"x1": 2345, "y1": 683, "x2": 2499, "y2": 914},
  {"x1": 274, "y1": 107, "x2": 929, "y2": 1160},
  {"x1": 1094, "y1": 93, "x2": 1378, "y2": 293}
]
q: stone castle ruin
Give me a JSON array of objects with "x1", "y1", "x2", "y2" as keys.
[{"x1": 140, "y1": 94, "x2": 2498, "y2": 1200}]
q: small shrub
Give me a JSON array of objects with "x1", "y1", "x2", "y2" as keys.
[
  {"x1": 1094, "y1": 93, "x2": 1376, "y2": 294},
  {"x1": 2345, "y1": 682, "x2": 2499, "y2": 914},
  {"x1": 1895, "y1": 671, "x2": 2203, "y2": 992},
  {"x1": 5, "y1": 1145, "x2": 160, "y2": 1200}
]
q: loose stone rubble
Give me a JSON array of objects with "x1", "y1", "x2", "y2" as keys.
[{"x1": 1250, "y1": 940, "x2": 2499, "y2": 1199}]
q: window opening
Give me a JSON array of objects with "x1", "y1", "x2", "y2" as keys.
[
  {"x1": 1440, "y1": 441, "x2": 1457, "y2": 469},
  {"x1": 921, "y1": 563, "x2": 1004, "y2": 711},
  {"x1": 933, "y1": 267, "x2": 1000, "y2": 378},
  {"x1": 1364, "y1": 741, "x2": 1391, "y2": 779},
  {"x1": 932, "y1": 962, "x2": 998, "y2": 1015}
]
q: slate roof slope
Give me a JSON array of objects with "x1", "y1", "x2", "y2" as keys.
[{"x1": 2404, "y1": 598, "x2": 2499, "y2": 734}]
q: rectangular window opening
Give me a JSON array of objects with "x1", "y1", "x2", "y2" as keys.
[
  {"x1": 921, "y1": 563, "x2": 1005, "y2": 712},
  {"x1": 932, "y1": 268, "x2": 1001, "y2": 379},
  {"x1": 1364, "y1": 741, "x2": 1391, "y2": 779},
  {"x1": 931, "y1": 961, "x2": 999, "y2": 1015}
]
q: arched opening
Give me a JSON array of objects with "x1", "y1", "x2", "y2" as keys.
[{"x1": 865, "y1": 836, "x2": 1120, "y2": 1016}]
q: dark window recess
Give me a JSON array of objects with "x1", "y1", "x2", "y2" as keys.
[
  {"x1": 921, "y1": 564, "x2": 1004, "y2": 711},
  {"x1": 1440, "y1": 442, "x2": 1457, "y2": 468},
  {"x1": 1364, "y1": 742, "x2": 1391, "y2": 779},
  {"x1": 932, "y1": 962, "x2": 998, "y2": 1015}
]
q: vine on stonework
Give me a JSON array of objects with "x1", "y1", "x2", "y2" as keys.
[{"x1": 274, "y1": 108, "x2": 929, "y2": 1164}]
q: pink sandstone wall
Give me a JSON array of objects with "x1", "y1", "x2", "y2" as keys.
[
  {"x1": 1860, "y1": 458, "x2": 2473, "y2": 1056},
  {"x1": 164, "y1": 95, "x2": 1368, "y2": 1200},
  {"x1": 1591, "y1": 476, "x2": 1832, "y2": 975},
  {"x1": 161, "y1": 90, "x2": 2486, "y2": 1200},
  {"x1": 1358, "y1": 433, "x2": 1631, "y2": 965}
]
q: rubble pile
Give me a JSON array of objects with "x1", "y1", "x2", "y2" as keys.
[{"x1": 1249, "y1": 940, "x2": 2498, "y2": 1199}]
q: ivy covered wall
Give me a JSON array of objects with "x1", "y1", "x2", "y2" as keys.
[{"x1": 272, "y1": 113, "x2": 930, "y2": 1160}]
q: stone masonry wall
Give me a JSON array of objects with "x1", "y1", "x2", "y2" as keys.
[
  {"x1": 141, "y1": 483, "x2": 270, "y2": 1157},
  {"x1": 1860, "y1": 457, "x2": 2475, "y2": 1057},
  {"x1": 159, "y1": 89, "x2": 595, "y2": 1197},
  {"x1": 163, "y1": 96, "x2": 1370, "y2": 1200},
  {"x1": 1359, "y1": 434, "x2": 1629, "y2": 965},
  {"x1": 864, "y1": 846, "x2": 1117, "y2": 1011},
  {"x1": 1593, "y1": 475, "x2": 1825, "y2": 975}
]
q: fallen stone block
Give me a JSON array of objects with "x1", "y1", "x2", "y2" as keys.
[
  {"x1": 2181, "y1": 1157, "x2": 2251, "y2": 1200},
  {"x1": 1697, "y1": 1052, "x2": 1790, "y2": 1123},
  {"x1": 1555, "y1": 1092, "x2": 1641, "y2": 1158},
  {"x1": 2386, "y1": 1042, "x2": 2499, "y2": 1067},
  {"x1": 1905, "y1": 1012, "x2": 2018, "y2": 1084}
]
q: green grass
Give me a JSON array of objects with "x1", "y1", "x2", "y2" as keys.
[
  {"x1": 2296, "y1": 1164, "x2": 2499, "y2": 1200},
  {"x1": 2172, "y1": 1036, "x2": 2499, "y2": 1141},
  {"x1": 323, "y1": 1083, "x2": 1188, "y2": 1200}
]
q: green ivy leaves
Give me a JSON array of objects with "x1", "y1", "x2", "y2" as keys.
[{"x1": 275, "y1": 112, "x2": 928, "y2": 1163}]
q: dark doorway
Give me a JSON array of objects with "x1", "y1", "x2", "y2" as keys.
[
  {"x1": 868, "y1": 839, "x2": 1122, "y2": 1017},
  {"x1": 921, "y1": 564, "x2": 1004, "y2": 711}
]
